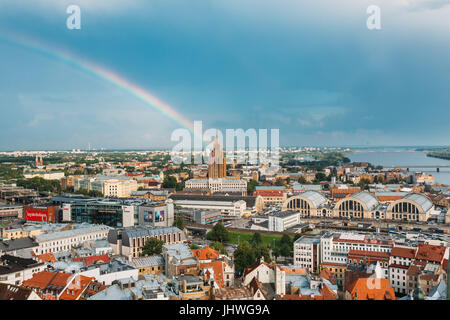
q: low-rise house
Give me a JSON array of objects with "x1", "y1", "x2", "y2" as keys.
[
  {"x1": 212, "y1": 287, "x2": 253, "y2": 300},
  {"x1": 0, "y1": 254, "x2": 45, "y2": 285},
  {"x1": 130, "y1": 255, "x2": 165, "y2": 275},
  {"x1": 281, "y1": 272, "x2": 338, "y2": 300},
  {"x1": 22, "y1": 271, "x2": 73, "y2": 300},
  {"x1": 163, "y1": 243, "x2": 199, "y2": 278},
  {"x1": 59, "y1": 275, "x2": 106, "y2": 300},
  {"x1": 77, "y1": 257, "x2": 138, "y2": 286},
  {"x1": 0, "y1": 282, "x2": 41, "y2": 300},
  {"x1": 347, "y1": 278, "x2": 395, "y2": 300},
  {"x1": 174, "y1": 274, "x2": 211, "y2": 300},
  {"x1": 193, "y1": 246, "x2": 234, "y2": 288},
  {"x1": 242, "y1": 258, "x2": 285, "y2": 296},
  {"x1": 88, "y1": 274, "x2": 176, "y2": 300}
]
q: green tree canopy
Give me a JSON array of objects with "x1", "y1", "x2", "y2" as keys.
[
  {"x1": 206, "y1": 222, "x2": 230, "y2": 242},
  {"x1": 141, "y1": 237, "x2": 164, "y2": 256},
  {"x1": 174, "y1": 216, "x2": 185, "y2": 230},
  {"x1": 210, "y1": 241, "x2": 228, "y2": 255},
  {"x1": 162, "y1": 175, "x2": 178, "y2": 188},
  {"x1": 247, "y1": 179, "x2": 260, "y2": 195},
  {"x1": 233, "y1": 241, "x2": 255, "y2": 274},
  {"x1": 297, "y1": 176, "x2": 307, "y2": 184},
  {"x1": 251, "y1": 232, "x2": 262, "y2": 246},
  {"x1": 253, "y1": 244, "x2": 271, "y2": 263},
  {"x1": 189, "y1": 243, "x2": 201, "y2": 250}
]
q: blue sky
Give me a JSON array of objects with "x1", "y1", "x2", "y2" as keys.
[{"x1": 0, "y1": 0, "x2": 450, "y2": 150}]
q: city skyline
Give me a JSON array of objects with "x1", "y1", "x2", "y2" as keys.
[{"x1": 1, "y1": 0, "x2": 450, "y2": 150}]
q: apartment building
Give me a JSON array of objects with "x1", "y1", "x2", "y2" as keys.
[
  {"x1": 0, "y1": 255, "x2": 45, "y2": 286},
  {"x1": 389, "y1": 246, "x2": 417, "y2": 295},
  {"x1": 34, "y1": 225, "x2": 111, "y2": 255},
  {"x1": 293, "y1": 236, "x2": 320, "y2": 272},
  {"x1": 108, "y1": 226, "x2": 185, "y2": 260},
  {"x1": 75, "y1": 176, "x2": 138, "y2": 197}
]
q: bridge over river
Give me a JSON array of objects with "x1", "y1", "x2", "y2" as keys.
[{"x1": 382, "y1": 165, "x2": 450, "y2": 172}]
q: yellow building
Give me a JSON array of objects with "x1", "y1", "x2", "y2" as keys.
[
  {"x1": 130, "y1": 255, "x2": 165, "y2": 275},
  {"x1": 320, "y1": 263, "x2": 347, "y2": 287}
]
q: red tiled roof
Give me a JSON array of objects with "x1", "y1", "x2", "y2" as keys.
[
  {"x1": 36, "y1": 253, "x2": 56, "y2": 263},
  {"x1": 253, "y1": 191, "x2": 284, "y2": 197},
  {"x1": 73, "y1": 254, "x2": 110, "y2": 267},
  {"x1": 390, "y1": 247, "x2": 416, "y2": 259},
  {"x1": 200, "y1": 261, "x2": 225, "y2": 288},
  {"x1": 389, "y1": 264, "x2": 410, "y2": 269},
  {"x1": 59, "y1": 275, "x2": 94, "y2": 300},
  {"x1": 192, "y1": 247, "x2": 220, "y2": 261},
  {"x1": 279, "y1": 266, "x2": 307, "y2": 275},
  {"x1": 22, "y1": 271, "x2": 72, "y2": 290},
  {"x1": 348, "y1": 250, "x2": 390, "y2": 259},
  {"x1": 415, "y1": 244, "x2": 446, "y2": 263},
  {"x1": 349, "y1": 278, "x2": 396, "y2": 300}
]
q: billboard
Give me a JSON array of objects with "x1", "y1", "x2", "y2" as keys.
[
  {"x1": 25, "y1": 209, "x2": 48, "y2": 222},
  {"x1": 143, "y1": 210, "x2": 165, "y2": 223},
  {"x1": 155, "y1": 210, "x2": 165, "y2": 222}
]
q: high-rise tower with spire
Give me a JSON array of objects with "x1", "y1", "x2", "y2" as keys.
[{"x1": 208, "y1": 135, "x2": 226, "y2": 178}]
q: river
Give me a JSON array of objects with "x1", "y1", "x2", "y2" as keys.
[{"x1": 348, "y1": 149, "x2": 450, "y2": 186}]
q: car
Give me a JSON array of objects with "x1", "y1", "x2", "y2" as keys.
[{"x1": 187, "y1": 240, "x2": 192, "y2": 244}]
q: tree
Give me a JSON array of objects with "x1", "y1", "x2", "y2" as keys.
[
  {"x1": 206, "y1": 222, "x2": 230, "y2": 242},
  {"x1": 275, "y1": 178, "x2": 285, "y2": 186},
  {"x1": 278, "y1": 234, "x2": 293, "y2": 257},
  {"x1": 280, "y1": 234, "x2": 292, "y2": 246},
  {"x1": 162, "y1": 175, "x2": 178, "y2": 189},
  {"x1": 210, "y1": 241, "x2": 228, "y2": 255},
  {"x1": 253, "y1": 244, "x2": 271, "y2": 263},
  {"x1": 175, "y1": 181, "x2": 185, "y2": 191},
  {"x1": 247, "y1": 179, "x2": 260, "y2": 196},
  {"x1": 313, "y1": 172, "x2": 327, "y2": 183},
  {"x1": 189, "y1": 243, "x2": 201, "y2": 250},
  {"x1": 174, "y1": 216, "x2": 185, "y2": 230},
  {"x1": 357, "y1": 178, "x2": 371, "y2": 191},
  {"x1": 16, "y1": 177, "x2": 61, "y2": 193},
  {"x1": 233, "y1": 241, "x2": 255, "y2": 274},
  {"x1": 297, "y1": 176, "x2": 307, "y2": 184},
  {"x1": 140, "y1": 237, "x2": 164, "y2": 256},
  {"x1": 251, "y1": 232, "x2": 262, "y2": 246}
]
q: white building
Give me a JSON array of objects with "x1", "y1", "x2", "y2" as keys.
[
  {"x1": 34, "y1": 225, "x2": 111, "y2": 255},
  {"x1": 241, "y1": 258, "x2": 286, "y2": 296},
  {"x1": 0, "y1": 255, "x2": 46, "y2": 286},
  {"x1": 175, "y1": 199, "x2": 247, "y2": 217},
  {"x1": 77, "y1": 258, "x2": 138, "y2": 286},
  {"x1": 23, "y1": 171, "x2": 65, "y2": 180},
  {"x1": 268, "y1": 210, "x2": 300, "y2": 232},
  {"x1": 320, "y1": 232, "x2": 393, "y2": 266},
  {"x1": 293, "y1": 236, "x2": 321, "y2": 272},
  {"x1": 388, "y1": 246, "x2": 417, "y2": 295},
  {"x1": 185, "y1": 178, "x2": 247, "y2": 194}
]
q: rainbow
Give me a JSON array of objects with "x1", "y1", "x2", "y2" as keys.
[{"x1": 0, "y1": 30, "x2": 195, "y2": 134}]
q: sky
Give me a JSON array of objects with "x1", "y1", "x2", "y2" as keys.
[{"x1": 0, "y1": 0, "x2": 450, "y2": 150}]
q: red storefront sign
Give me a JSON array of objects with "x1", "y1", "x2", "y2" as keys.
[{"x1": 25, "y1": 209, "x2": 48, "y2": 222}]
